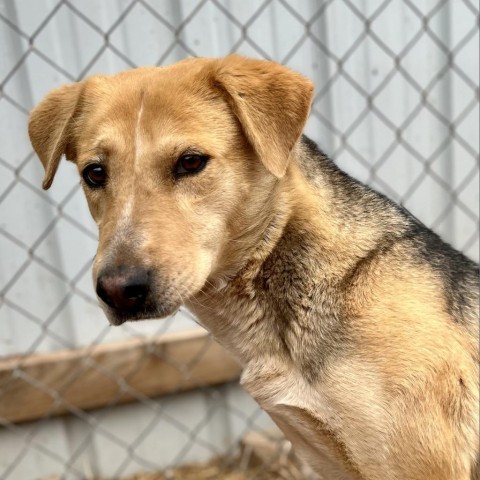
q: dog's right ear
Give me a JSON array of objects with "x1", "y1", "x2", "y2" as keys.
[{"x1": 28, "y1": 82, "x2": 82, "y2": 190}]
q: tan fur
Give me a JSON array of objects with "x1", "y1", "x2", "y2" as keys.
[{"x1": 29, "y1": 56, "x2": 479, "y2": 480}]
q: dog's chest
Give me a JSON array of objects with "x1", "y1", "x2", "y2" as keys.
[
  {"x1": 194, "y1": 291, "x2": 355, "y2": 475},
  {"x1": 188, "y1": 262, "x2": 383, "y2": 479},
  {"x1": 238, "y1": 351, "x2": 361, "y2": 479},
  {"x1": 189, "y1": 270, "x2": 347, "y2": 432}
]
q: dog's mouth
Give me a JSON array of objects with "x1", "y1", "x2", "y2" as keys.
[{"x1": 102, "y1": 300, "x2": 180, "y2": 326}]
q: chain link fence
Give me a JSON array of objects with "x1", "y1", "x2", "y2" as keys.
[{"x1": 0, "y1": 0, "x2": 478, "y2": 479}]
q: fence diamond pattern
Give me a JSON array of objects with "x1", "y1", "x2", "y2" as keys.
[{"x1": 0, "y1": 0, "x2": 478, "y2": 479}]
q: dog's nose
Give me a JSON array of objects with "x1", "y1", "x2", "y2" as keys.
[{"x1": 96, "y1": 267, "x2": 151, "y2": 313}]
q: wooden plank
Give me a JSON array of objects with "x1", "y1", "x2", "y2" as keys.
[{"x1": 0, "y1": 329, "x2": 241, "y2": 424}]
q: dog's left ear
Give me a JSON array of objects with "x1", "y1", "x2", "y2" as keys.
[
  {"x1": 211, "y1": 55, "x2": 314, "y2": 178},
  {"x1": 28, "y1": 82, "x2": 83, "y2": 190}
]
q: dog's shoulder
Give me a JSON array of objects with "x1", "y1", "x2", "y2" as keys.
[{"x1": 297, "y1": 135, "x2": 479, "y2": 329}]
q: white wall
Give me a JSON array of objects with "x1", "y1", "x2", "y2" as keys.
[{"x1": 0, "y1": 1, "x2": 478, "y2": 478}]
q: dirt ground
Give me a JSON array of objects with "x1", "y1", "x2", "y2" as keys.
[
  {"x1": 123, "y1": 431, "x2": 317, "y2": 480},
  {"x1": 125, "y1": 456, "x2": 307, "y2": 480},
  {"x1": 42, "y1": 431, "x2": 316, "y2": 480}
]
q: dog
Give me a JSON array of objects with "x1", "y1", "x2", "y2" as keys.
[{"x1": 29, "y1": 55, "x2": 479, "y2": 480}]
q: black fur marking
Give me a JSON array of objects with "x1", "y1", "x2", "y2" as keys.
[
  {"x1": 407, "y1": 220, "x2": 479, "y2": 324},
  {"x1": 340, "y1": 231, "x2": 406, "y2": 290},
  {"x1": 259, "y1": 224, "x2": 351, "y2": 383}
]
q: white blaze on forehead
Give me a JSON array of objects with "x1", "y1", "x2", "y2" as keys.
[
  {"x1": 118, "y1": 94, "x2": 144, "y2": 232},
  {"x1": 120, "y1": 197, "x2": 134, "y2": 227},
  {"x1": 134, "y1": 92, "x2": 145, "y2": 169}
]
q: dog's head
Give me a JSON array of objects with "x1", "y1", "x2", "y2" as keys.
[{"x1": 28, "y1": 56, "x2": 313, "y2": 325}]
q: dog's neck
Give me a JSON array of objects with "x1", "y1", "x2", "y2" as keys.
[{"x1": 187, "y1": 159, "x2": 351, "y2": 380}]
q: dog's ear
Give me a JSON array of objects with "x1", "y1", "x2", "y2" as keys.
[
  {"x1": 28, "y1": 82, "x2": 83, "y2": 190},
  {"x1": 212, "y1": 55, "x2": 314, "y2": 178}
]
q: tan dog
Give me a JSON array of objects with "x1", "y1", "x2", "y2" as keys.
[{"x1": 29, "y1": 56, "x2": 479, "y2": 480}]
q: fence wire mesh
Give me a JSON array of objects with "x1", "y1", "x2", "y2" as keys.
[{"x1": 0, "y1": 0, "x2": 478, "y2": 479}]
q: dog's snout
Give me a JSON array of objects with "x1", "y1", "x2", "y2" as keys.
[{"x1": 96, "y1": 267, "x2": 151, "y2": 313}]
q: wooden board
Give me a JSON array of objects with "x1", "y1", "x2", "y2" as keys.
[{"x1": 0, "y1": 329, "x2": 241, "y2": 424}]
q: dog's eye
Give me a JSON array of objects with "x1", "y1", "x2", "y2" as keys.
[
  {"x1": 82, "y1": 163, "x2": 107, "y2": 188},
  {"x1": 174, "y1": 154, "x2": 209, "y2": 177}
]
